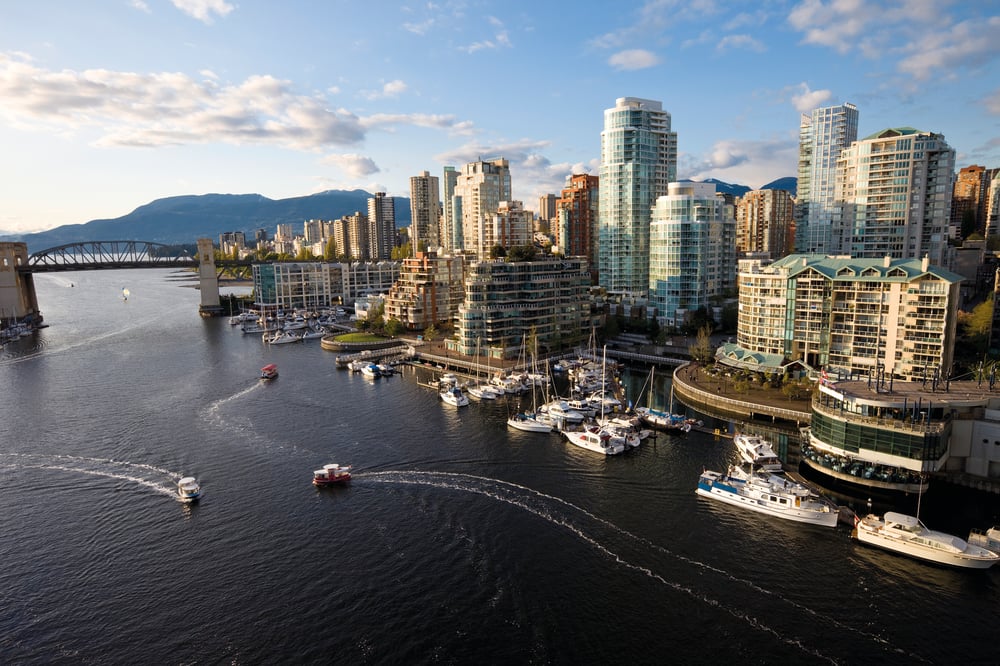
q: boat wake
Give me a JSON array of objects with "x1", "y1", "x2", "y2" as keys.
[
  {"x1": 0, "y1": 453, "x2": 183, "y2": 499},
  {"x1": 358, "y1": 470, "x2": 929, "y2": 664}
]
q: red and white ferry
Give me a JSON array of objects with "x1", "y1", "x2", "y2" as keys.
[
  {"x1": 312, "y1": 463, "x2": 352, "y2": 486},
  {"x1": 260, "y1": 363, "x2": 278, "y2": 380}
]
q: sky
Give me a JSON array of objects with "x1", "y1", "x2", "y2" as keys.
[{"x1": 1, "y1": 0, "x2": 998, "y2": 234}]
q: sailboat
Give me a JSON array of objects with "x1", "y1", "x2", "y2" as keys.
[
  {"x1": 121, "y1": 287, "x2": 130, "y2": 302},
  {"x1": 467, "y1": 337, "x2": 500, "y2": 400},
  {"x1": 563, "y1": 345, "x2": 626, "y2": 455},
  {"x1": 507, "y1": 338, "x2": 553, "y2": 433}
]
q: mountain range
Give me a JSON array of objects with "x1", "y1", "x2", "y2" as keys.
[{"x1": 2, "y1": 177, "x2": 795, "y2": 253}]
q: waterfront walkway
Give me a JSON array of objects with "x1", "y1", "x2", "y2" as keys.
[{"x1": 672, "y1": 362, "x2": 812, "y2": 425}]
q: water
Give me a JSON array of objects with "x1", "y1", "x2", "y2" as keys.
[{"x1": 2, "y1": 269, "x2": 999, "y2": 664}]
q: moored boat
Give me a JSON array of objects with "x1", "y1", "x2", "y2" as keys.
[
  {"x1": 507, "y1": 411, "x2": 554, "y2": 433},
  {"x1": 854, "y1": 512, "x2": 1000, "y2": 569},
  {"x1": 177, "y1": 476, "x2": 201, "y2": 502},
  {"x1": 733, "y1": 433, "x2": 783, "y2": 472},
  {"x1": 313, "y1": 463, "x2": 352, "y2": 486},
  {"x1": 260, "y1": 363, "x2": 278, "y2": 380},
  {"x1": 696, "y1": 465, "x2": 838, "y2": 527},
  {"x1": 563, "y1": 427, "x2": 626, "y2": 455},
  {"x1": 440, "y1": 385, "x2": 470, "y2": 407}
]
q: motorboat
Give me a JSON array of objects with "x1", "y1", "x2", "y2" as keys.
[
  {"x1": 300, "y1": 327, "x2": 326, "y2": 340},
  {"x1": 313, "y1": 463, "x2": 352, "y2": 486},
  {"x1": 265, "y1": 330, "x2": 302, "y2": 344},
  {"x1": 733, "y1": 433, "x2": 783, "y2": 472},
  {"x1": 377, "y1": 363, "x2": 396, "y2": 376},
  {"x1": 507, "y1": 411, "x2": 554, "y2": 433},
  {"x1": 541, "y1": 400, "x2": 586, "y2": 424},
  {"x1": 360, "y1": 363, "x2": 381, "y2": 378},
  {"x1": 696, "y1": 465, "x2": 838, "y2": 527},
  {"x1": 853, "y1": 512, "x2": 1000, "y2": 569},
  {"x1": 968, "y1": 526, "x2": 1000, "y2": 555},
  {"x1": 440, "y1": 385, "x2": 470, "y2": 407},
  {"x1": 563, "y1": 427, "x2": 626, "y2": 455},
  {"x1": 177, "y1": 477, "x2": 202, "y2": 502},
  {"x1": 260, "y1": 364, "x2": 278, "y2": 380}
]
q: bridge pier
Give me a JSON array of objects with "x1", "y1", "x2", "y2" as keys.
[
  {"x1": 197, "y1": 238, "x2": 223, "y2": 317},
  {"x1": 0, "y1": 242, "x2": 41, "y2": 326}
]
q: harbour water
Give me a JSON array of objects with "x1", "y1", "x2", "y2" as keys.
[{"x1": 2, "y1": 269, "x2": 999, "y2": 664}]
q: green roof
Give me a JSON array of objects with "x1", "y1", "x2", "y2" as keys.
[
  {"x1": 861, "y1": 127, "x2": 925, "y2": 141},
  {"x1": 767, "y1": 254, "x2": 964, "y2": 283}
]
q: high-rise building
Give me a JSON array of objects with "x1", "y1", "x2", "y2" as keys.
[
  {"x1": 484, "y1": 200, "x2": 532, "y2": 251},
  {"x1": 441, "y1": 166, "x2": 459, "y2": 251},
  {"x1": 367, "y1": 192, "x2": 396, "y2": 260},
  {"x1": 833, "y1": 128, "x2": 955, "y2": 267},
  {"x1": 331, "y1": 212, "x2": 368, "y2": 261},
  {"x1": 303, "y1": 219, "x2": 323, "y2": 245},
  {"x1": 556, "y1": 174, "x2": 599, "y2": 279},
  {"x1": 795, "y1": 103, "x2": 859, "y2": 253},
  {"x1": 951, "y1": 165, "x2": 990, "y2": 237},
  {"x1": 409, "y1": 171, "x2": 441, "y2": 253},
  {"x1": 736, "y1": 189, "x2": 795, "y2": 259},
  {"x1": 987, "y1": 171, "x2": 1000, "y2": 240},
  {"x1": 538, "y1": 193, "x2": 557, "y2": 226},
  {"x1": 453, "y1": 157, "x2": 512, "y2": 259},
  {"x1": 598, "y1": 97, "x2": 677, "y2": 298},
  {"x1": 648, "y1": 182, "x2": 736, "y2": 326}
]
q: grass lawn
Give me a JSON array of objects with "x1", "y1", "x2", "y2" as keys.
[{"x1": 334, "y1": 332, "x2": 387, "y2": 343}]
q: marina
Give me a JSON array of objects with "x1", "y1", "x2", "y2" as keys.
[{"x1": 3, "y1": 269, "x2": 1000, "y2": 664}]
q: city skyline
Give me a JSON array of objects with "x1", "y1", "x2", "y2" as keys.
[{"x1": 1, "y1": 1, "x2": 998, "y2": 234}]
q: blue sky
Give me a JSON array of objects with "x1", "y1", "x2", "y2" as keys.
[{"x1": 1, "y1": 0, "x2": 998, "y2": 233}]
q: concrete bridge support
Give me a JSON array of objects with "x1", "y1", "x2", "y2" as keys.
[
  {"x1": 197, "y1": 237, "x2": 223, "y2": 317},
  {"x1": 0, "y1": 242, "x2": 41, "y2": 325}
]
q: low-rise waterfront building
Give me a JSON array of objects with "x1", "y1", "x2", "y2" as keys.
[
  {"x1": 451, "y1": 256, "x2": 591, "y2": 358},
  {"x1": 802, "y1": 378, "x2": 1000, "y2": 495},
  {"x1": 252, "y1": 260, "x2": 400, "y2": 311}
]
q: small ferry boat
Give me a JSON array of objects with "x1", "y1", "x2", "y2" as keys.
[
  {"x1": 313, "y1": 463, "x2": 352, "y2": 486},
  {"x1": 696, "y1": 465, "x2": 838, "y2": 527},
  {"x1": 177, "y1": 477, "x2": 202, "y2": 502},
  {"x1": 733, "y1": 433, "x2": 783, "y2": 472},
  {"x1": 854, "y1": 512, "x2": 1000, "y2": 569},
  {"x1": 260, "y1": 364, "x2": 278, "y2": 380}
]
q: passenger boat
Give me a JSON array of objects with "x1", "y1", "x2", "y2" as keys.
[
  {"x1": 176, "y1": 476, "x2": 202, "y2": 502},
  {"x1": 440, "y1": 385, "x2": 470, "y2": 407},
  {"x1": 313, "y1": 463, "x2": 352, "y2": 486},
  {"x1": 733, "y1": 433, "x2": 783, "y2": 472},
  {"x1": 696, "y1": 465, "x2": 838, "y2": 527},
  {"x1": 853, "y1": 512, "x2": 1000, "y2": 569},
  {"x1": 260, "y1": 364, "x2": 278, "y2": 380},
  {"x1": 563, "y1": 427, "x2": 626, "y2": 455}
]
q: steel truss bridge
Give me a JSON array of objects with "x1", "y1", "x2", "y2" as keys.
[{"x1": 18, "y1": 240, "x2": 252, "y2": 278}]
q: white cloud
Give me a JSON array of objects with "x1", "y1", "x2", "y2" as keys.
[
  {"x1": 361, "y1": 79, "x2": 408, "y2": 100},
  {"x1": 608, "y1": 49, "x2": 661, "y2": 71},
  {"x1": 171, "y1": 0, "x2": 234, "y2": 24},
  {"x1": 897, "y1": 17, "x2": 1000, "y2": 81},
  {"x1": 984, "y1": 89, "x2": 1000, "y2": 115},
  {"x1": 787, "y1": 0, "x2": 870, "y2": 54},
  {"x1": 681, "y1": 137, "x2": 799, "y2": 189},
  {"x1": 321, "y1": 153, "x2": 380, "y2": 178},
  {"x1": 789, "y1": 83, "x2": 832, "y2": 113},
  {"x1": 460, "y1": 15, "x2": 512, "y2": 53},
  {"x1": 0, "y1": 53, "x2": 469, "y2": 152},
  {"x1": 716, "y1": 34, "x2": 765, "y2": 53},
  {"x1": 130, "y1": 0, "x2": 151, "y2": 13}
]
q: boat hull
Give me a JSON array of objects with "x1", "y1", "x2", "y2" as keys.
[
  {"x1": 854, "y1": 516, "x2": 999, "y2": 569},
  {"x1": 696, "y1": 476, "x2": 837, "y2": 527}
]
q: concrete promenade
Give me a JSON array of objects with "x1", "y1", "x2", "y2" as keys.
[{"x1": 672, "y1": 361, "x2": 812, "y2": 425}]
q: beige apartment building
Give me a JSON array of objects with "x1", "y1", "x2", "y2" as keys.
[{"x1": 727, "y1": 254, "x2": 962, "y2": 381}]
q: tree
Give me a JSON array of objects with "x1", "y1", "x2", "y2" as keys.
[
  {"x1": 507, "y1": 244, "x2": 537, "y2": 262},
  {"x1": 323, "y1": 238, "x2": 337, "y2": 261},
  {"x1": 423, "y1": 324, "x2": 437, "y2": 341},
  {"x1": 489, "y1": 244, "x2": 507, "y2": 259},
  {"x1": 294, "y1": 247, "x2": 313, "y2": 261},
  {"x1": 384, "y1": 317, "x2": 403, "y2": 338},
  {"x1": 688, "y1": 324, "x2": 715, "y2": 364}
]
